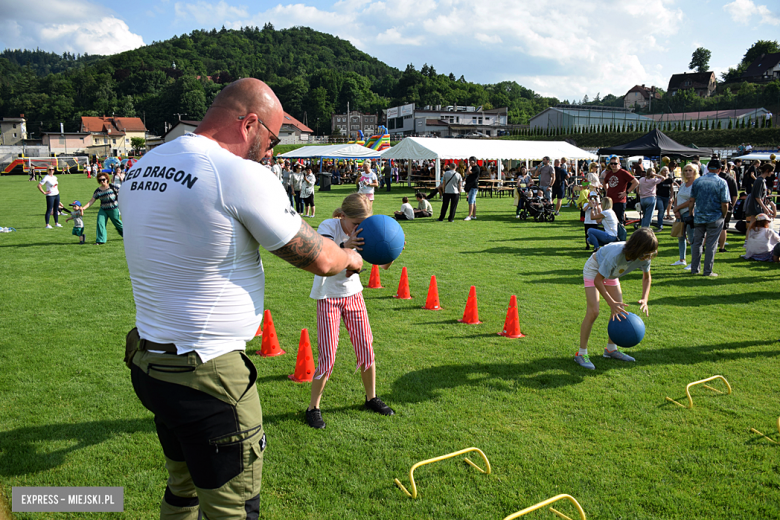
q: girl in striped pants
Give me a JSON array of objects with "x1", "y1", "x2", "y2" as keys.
[{"x1": 305, "y1": 193, "x2": 395, "y2": 429}]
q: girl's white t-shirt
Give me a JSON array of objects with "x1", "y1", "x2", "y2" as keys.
[
  {"x1": 310, "y1": 218, "x2": 363, "y2": 300},
  {"x1": 359, "y1": 171, "x2": 377, "y2": 197},
  {"x1": 601, "y1": 209, "x2": 619, "y2": 236},
  {"x1": 583, "y1": 202, "x2": 598, "y2": 225},
  {"x1": 39, "y1": 175, "x2": 59, "y2": 196}
]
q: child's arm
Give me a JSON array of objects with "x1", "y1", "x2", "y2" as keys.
[
  {"x1": 593, "y1": 274, "x2": 627, "y2": 320},
  {"x1": 638, "y1": 271, "x2": 652, "y2": 316}
]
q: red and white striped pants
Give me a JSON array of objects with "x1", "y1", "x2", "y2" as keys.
[{"x1": 314, "y1": 292, "x2": 374, "y2": 380}]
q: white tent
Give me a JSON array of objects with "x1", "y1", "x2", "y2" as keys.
[
  {"x1": 279, "y1": 143, "x2": 382, "y2": 159},
  {"x1": 733, "y1": 153, "x2": 775, "y2": 161},
  {"x1": 380, "y1": 137, "x2": 598, "y2": 184}
]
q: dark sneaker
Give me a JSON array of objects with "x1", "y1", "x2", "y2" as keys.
[
  {"x1": 305, "y1": 408, "x2": 326, "y2": 429},
  {"x1": 365, "y1": 396, "x2": 395, "y2": 416}
]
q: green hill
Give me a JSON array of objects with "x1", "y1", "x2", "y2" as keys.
[{"x1": 0, "y1": 25, "x2": 559, "y2": 136}]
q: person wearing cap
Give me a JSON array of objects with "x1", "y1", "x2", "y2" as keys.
[
  {"x1": 65, "y1": 201, "x2": 86, "y2": 244},
  {"x1": 688, "y1": 159, "x2": 730, "y2": 277},
  {"x1": 743, "y1": 213, "x2": 780, "y2": 261}
]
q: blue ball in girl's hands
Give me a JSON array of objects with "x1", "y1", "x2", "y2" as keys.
[
  {"x1": 607, "y1": 312, "x2": 645, "y2": 348},
  {"x1": 357, "y1": 215, "x2": 405, "y2": 265}
]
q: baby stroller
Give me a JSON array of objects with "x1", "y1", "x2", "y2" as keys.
[
  {"x1": 625, "y1": 193, "x2": 642, "y2": 229},
  {"x1": 518, "y1": 190, "x2": 555, "y2": 222}
]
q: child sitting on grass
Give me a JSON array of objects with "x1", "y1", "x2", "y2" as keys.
[
  {"x1": 394, "y1": 196, "x2": 415, "y2": 220},
  {"x1": 65, "y1": 200, "x2": 86, "y2": 244},
  {"x1": 576, "y1": 228, "x2": 658, "y2": 370},
  {"x1": 306, "y1": 193, "x2": 396, "y2": 429},
  {"x1": 415, "y1": 192, "x2": 432, "y2": 217}
]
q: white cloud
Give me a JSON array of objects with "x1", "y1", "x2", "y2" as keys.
[
  {"x1": 724, "y1": 0, "x2": 780, "y2": 25},
  {"x1": 0, "y1": 0, "x2": 144, "y2": 55}
]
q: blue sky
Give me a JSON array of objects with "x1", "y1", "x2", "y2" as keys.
[{"x1": 1, "y1": 0, "x2": 779, "y2": 101}]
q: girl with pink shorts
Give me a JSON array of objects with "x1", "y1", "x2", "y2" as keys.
[
  {"x1": 576, "y1": 228, "x2": 658, "y2": 370},
  {"x1": 305, "y1": 193, "x2": 396, "y2": 429}
]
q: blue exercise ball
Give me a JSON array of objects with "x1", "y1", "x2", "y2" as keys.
[
  {"x1": 607, "y1": 312, "x2": 645, "y2": 348},
  {"x1": 357, "y1": 215, "x2": 405, "y2": 265}
]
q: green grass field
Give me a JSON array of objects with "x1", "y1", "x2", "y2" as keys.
[{"x1": 1, "y1": 173, "x2": 779, "y2": 519}]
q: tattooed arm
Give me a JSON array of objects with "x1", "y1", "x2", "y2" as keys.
[{"x1": 271, "y1": 220, "x2": 363, "y2": 276}]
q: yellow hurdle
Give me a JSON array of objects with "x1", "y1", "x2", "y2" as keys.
[
  {"x1": 393, "y1": 447, "x2": 491, "y2": 499},
  {"x1": 503, "y1": 494, "x2": 586, "y2": 520},
  {"x1": 665, "y1": 375, "x2": 732, "y2": 409},
  {"x1": 750, "y1": 416, "x2": 780, "y2": 444}
]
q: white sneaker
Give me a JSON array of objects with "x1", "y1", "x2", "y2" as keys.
[
  {"x1": 463, "y1": 216, "x2": 472, "y2": 221},
  {"x1": 515, "y1": 215, "x2": 520, "y2": 218},
  {"x1": 55, "y1": 223, "x2": 62, "y2": 227},
  {"x1": 45, "y1": 224, "x2": 52, "y2": 229},
  {"x1": 671, "y1": 260, "x2": 686, "y2": 266},
  {"x1": 684, "y1": 265, "x2": 691, "y2": 271}
]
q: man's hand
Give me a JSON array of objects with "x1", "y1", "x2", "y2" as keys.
[{"x1": 638, "y1": 299, "x2": 649, "y2": 316}]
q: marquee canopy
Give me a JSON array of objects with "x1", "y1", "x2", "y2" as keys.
[
  {"x1": 380, "y1": 137, "x2": 597, "y2": 184},
  {"x1": 380, "y1": 137, "x2": 597, "y2": 162},
  {"x1": 597, "y1": 129, "x2": 711, "y2": 158},
  {"x1": 278, "y1": 143, "x2": 382, "y2": 159}
]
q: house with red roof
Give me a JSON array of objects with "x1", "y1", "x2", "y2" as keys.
[{"x1": 80, "y1": 116, "x2": 147, "y2": 156}]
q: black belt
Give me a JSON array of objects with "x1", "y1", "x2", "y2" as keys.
[{"x1": 141, "y1": 338, "x2": 178, "y2": 354}]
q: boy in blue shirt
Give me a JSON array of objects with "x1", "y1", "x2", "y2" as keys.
[{"x1": 65, "y1": 200, "x2": 86, "y2": 244}]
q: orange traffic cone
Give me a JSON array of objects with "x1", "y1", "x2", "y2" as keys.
[
  {"x1": 256, "y1": 309, "x2": 286, "y2": 357},
  {"x1": 498, "y1": 295, "x2": 525, "y2": 338},
  {"x1": 422, "y1": 275, "x2": 442, "y2": 310},
  {"x1": 254, "y1": 322, "x2": 263, "y2": 337},
  {"x1": 394, "y1": 266, "x2": 412, "y2": 299},
  {"x1": 368, "y1": 264, "x2": 384, "y2": 289},
  {"x1": 458, "y1": 286, "x2": 482, "y2": 324},
  {"x1": 288, "y1": 329, "x2": 315, "y2": 383}
]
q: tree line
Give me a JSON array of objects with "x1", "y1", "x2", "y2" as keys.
[
  {"x1": 0, "y1": 25, "x2": 561, "y2": 136},
  {"x1": 1, "y1": 29, "x2": 776, "y2": 139}
]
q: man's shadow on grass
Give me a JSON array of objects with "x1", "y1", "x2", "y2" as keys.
[
  {"x1": 386, "y1": 339, "x2": 775, "y2": 404},
  {"x1": 0, "y1": 418, "x2": 154, "y2": 476}
]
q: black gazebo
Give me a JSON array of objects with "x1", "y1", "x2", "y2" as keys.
[{"x1": 598, "y1": 129, "x2": 711, "y2": 158}]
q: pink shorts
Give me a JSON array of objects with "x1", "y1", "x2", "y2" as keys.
[{"x1": 583, "y1": 277, "x2": 620, "y2": 288}]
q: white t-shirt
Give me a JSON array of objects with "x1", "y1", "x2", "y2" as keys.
[
  {"x1": 600, "y1": 208, "x2": 619, "y2": 236},
  {"x1": 359, "y1": 170, "x2": 378, "y2": 198},
  {"x1": 583, "y1": 202, "x2": 597, "y2": 225},
  {"x1": 310, "y1": 218, "x2": 363, "y2": 300},
  {"x1": 583, "y1": 242, "x2": 651, "y2": 280},
  {"x1": 120, "y1": 133, "x2": 302, "y2": 362},
  {"x1": 401, "y1": 203, "x2": 414, "y2": 220},
  {"x1": 302, "y1": 173, "x2": 316, "y2": 198},
  {"x1": 39, "y1": 175, "x2": 59, "y2": 196}
]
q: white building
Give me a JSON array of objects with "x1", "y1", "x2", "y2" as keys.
[{"x1": 386, "y1": 104, "x2": 509, "y2": 137}]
